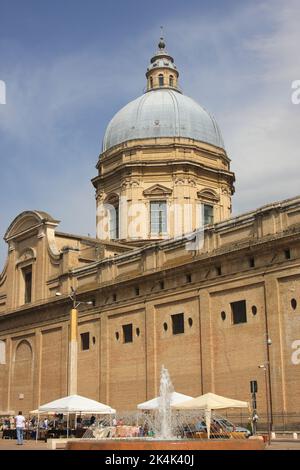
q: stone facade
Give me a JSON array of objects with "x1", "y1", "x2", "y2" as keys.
[{"x1": 1, "y1": 197, "x2": 300, "y2": 418}]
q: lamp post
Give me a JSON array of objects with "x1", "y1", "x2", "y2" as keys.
[
  {"x1": 56, "y1": 287, "x2": 93, "y2": 395},
  {"x1": 258, "y1": 363, "x2": 271, "y2": 444}
]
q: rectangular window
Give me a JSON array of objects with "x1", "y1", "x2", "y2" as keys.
[
  {"x1": 110, "y1": 205, "x2": 119, "y2": 239},
  {"x1": 150, "y1": 201, "x2": 167, "y2": 235},
  {"x1": 231, "y1": 300, "x2": 247, "y2": 325},
  {"x1": 80, "y1": 332, "x2": 90, "y2": 351},
  {"x1": 249, "y1": 257, "x2": 255, "y2": 268},
  {"x1": 122, "y1": 324, "x2": 133, "y2": 343},
  {"x1": 284, "y1": 249, "x2": 291, "y2": 260},
  {"x1": 171, "y1": 313, "x2": 184, "y2": 335},
  {"x1": 186, "y1": 274, "x2": 192, "y2": 283},
  {"x1": 135, "y1": 286, "x2": 140, "y2": 296},
  {"x1": 204, "y1": 204, "x2": 214, "y2": 225},
  {"x1": 23, "y1": 267, "x2": 32, "y2": 304}
]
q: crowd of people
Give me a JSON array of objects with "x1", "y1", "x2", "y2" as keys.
[{"x1": 0, "y1": 411, "x2": 68, "y2": 444}]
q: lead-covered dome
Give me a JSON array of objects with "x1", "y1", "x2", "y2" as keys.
[
  {"x1": 102, "y1": 88, "x2": 224, "y2": 151},
  {"x1": 102, "y1": 37, "x2": 225, "y2": 152}
]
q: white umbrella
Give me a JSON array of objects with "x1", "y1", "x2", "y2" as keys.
[
  {"x1": 36, "y1": 394, "x2": 115, "y2": 440},
  {"x1": 37, "y1": 394, "x2": 116, "y2": 414},
  {"x1": 172, "y1": 392, "x2": 249, "y2": 439},
  {"x1": 137, "y1": 392, "x2": 193, "y2": 410}
]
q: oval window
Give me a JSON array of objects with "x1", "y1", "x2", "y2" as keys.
[{"x1": 291, "y1": 298, "x2": 297, "y2": 310}]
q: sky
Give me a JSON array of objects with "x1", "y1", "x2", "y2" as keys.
[{"x1": 0, "y1": 0, "x2": 299, "y2": 267}]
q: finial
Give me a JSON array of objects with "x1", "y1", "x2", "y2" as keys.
[{"x1": 158, "y1": 25, "x2": 165, "y2": 50}]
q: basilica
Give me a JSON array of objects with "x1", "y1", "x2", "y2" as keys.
[{"x1": 0, "y1": 39, "x2": 300, "y2": 426}]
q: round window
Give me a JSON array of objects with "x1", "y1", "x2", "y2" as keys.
[
  {"x1": 252, "y1": 306, "x2": 257, "y2": 315},
  {"x1": 221, "y1": 311, "x2": 226, "y2": 321},
  {"x1": 115, "y1": 332, "x2": 119, "y2": 340},
  {"x1": 188, "y1": 318, "x2": 193, "y2": 327},
  {"x1": 163, "y1": 322, "x2": 168, "y2": 331}
]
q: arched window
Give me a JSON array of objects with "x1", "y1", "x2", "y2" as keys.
[
  {"x1": 169, "y1": 75, "x2": 174, "y2": 87},
  {"x1": 158, "y1": 74, "x2": 164, "y2": 86},
  {"x1": 150, "y1": 77, "x2": 153, "y2": 88},
  {"x1": 15, "y1": 340, "x2": 32, "y2": 362}
]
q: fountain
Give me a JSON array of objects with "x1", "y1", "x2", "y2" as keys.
[
  {"x1": 66, "y1": 366, "x2": 265, "y2": 450},
  {"x1": 156, "y1": 365, "x2": 174, "y2": 440}
]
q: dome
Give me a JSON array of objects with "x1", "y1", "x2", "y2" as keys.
[{"x1": 102, "y1": 88, "x2": 225, "y2": 152}]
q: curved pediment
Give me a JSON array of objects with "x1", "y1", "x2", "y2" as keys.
[
  {"x1": 16, "y1": 248, "x2": 37, "y2": 266},
  {"x1": 143, "y1": 184, "x2": 172, "y2": 197},
  {"x1": 197, "y1": 188, "x2": 220, "y2": 202},
  {"x1": 4, "y1": 210, "x2": 59, "y2": 241}
]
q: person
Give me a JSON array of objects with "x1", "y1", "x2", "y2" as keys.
[
  {"x1": 252, "y1": 411, "x2": 259, "y2": 435},
  {"x1": 15, "y1": 411, "x2": 25, "y2": 445},
  {"x1": 43, "y1": 418, "x2": 49, "y2": 429},
  {"x1": 90, "y1": 415, "x2": 96, "y2": 425}
]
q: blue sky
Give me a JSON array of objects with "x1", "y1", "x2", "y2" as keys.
[{"x1": 0, "y1": 0, "x2": 299, "y2": 267}]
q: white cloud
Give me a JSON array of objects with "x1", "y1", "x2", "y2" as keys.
[{"x1": 0, "y1": 0, "x2": 300, "y2": 267}]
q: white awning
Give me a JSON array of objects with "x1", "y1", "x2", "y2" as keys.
[
  {"x1": 172, "y1": 392, "x2": 249, "y2": 411},
  {"x1": 137, "y1": 392, "x2": 193, "y2": 410},
  {"x1": 36, "y1": 394, "x2": 116, "y2": 414}
]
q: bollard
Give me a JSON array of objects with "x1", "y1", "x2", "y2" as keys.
[
  {"x1": 293, "y1": 432, "x2": 298, "y2": 440},
  {"x1": 271, "y1": 432, "x2": 276, "y2": 439}
]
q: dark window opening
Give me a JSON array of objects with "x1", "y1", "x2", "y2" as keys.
[
  {"x1": 204, "y1": 204, "x2": 214, "y2": 225},
  {"x1": 169, "y1": 75, "x2": 174, "y2": 87},
  {"x1": 81, "y1": 332, "x2": 90, "y2": 351},
  {"x1": 186, "y1": 274, "x2": 192, "y2": 283},
  {"x1": 249, "y1": 257, "x2": 255, "y2": 268},
  {"x1": 163, "y1": 322, "x2": 168, "y2": 331},
  {"x1": 221, "y1": 311, "x2": 226, "y2": 321},
  {"x1": 252, "y1": 305, "x2": 257, "y2": 315},
  {"x1": 136, "y1": 328, "x2": 140, "y2": 337},
  {"x1": 113, "y1": 293, "x2": 117, "y2": 302},
  {"x1": 291, "y1": 298, "x2": 297, "y2": 310},
  {"x1": 284, "y1": 249, "x2": 291, "y2": 260},
  {"x1": 150, "y1": 77, "x2": 153, "y2": 88},
  {"x1": 135, "y1": 286, "x2": 140, "y2": 296},
  {"x1": 92, "y1": 336, "x2": 96, "y2": 345},
  {"x1": 159, "y1": 280, "x2": 165, "y2": 290},
  {"x1": 158, "y1": 74, "x2": 164, "y2": 86},
  {"x1": 171, "y1": 313, "x2": 184, "y2": 335},
  {"x1": 231, "y1": 300, "x2": 247, "y2": 324},
  {"x1": 115, "y1": 332, "x2": 119, "y2": 341},
  {"x1": 216, "y1": 266, "x2": 222, "y2": 276},
  {"x1": 122, "y1": 324, "x2": 133, "y2": 343},
  {"x1": 23, "y1": 267, "x2": 32, "y2": 304},
  {"x1": 188, "y1": 317, "x2": 193, "y2": 327}
]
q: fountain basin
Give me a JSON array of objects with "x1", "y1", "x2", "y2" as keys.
[{"x1": 66, "y1": 438, "x2": 265, "y2": 451}]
